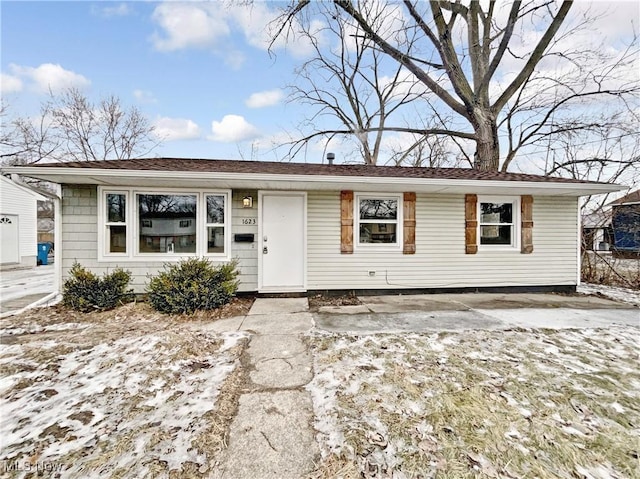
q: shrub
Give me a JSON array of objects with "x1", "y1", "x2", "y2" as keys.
[
  {"x1": 146, "y1": 258, "x2": 240, "y2": 314},
  {"x1": 63, "y1": 262, "x2": 134, "y2": 312}
]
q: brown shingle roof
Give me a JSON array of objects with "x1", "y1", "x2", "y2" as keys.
[
  {"x1": 30, "y1": 157, "x2": 606, "y2": 184},
  {"x1": 608, "y1": 189, "x2": 640, "y2": 205}
]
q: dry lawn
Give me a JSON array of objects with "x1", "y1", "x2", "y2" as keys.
[
  {"x1": 0, "y1": 301, "x2": 252, "y2": 478},
  {"x1": 307, "y1": 326, "x2": 640, "y2": 479},
  {"x1": 582, "y1": 254, "x2": 640, "y2": 290}
]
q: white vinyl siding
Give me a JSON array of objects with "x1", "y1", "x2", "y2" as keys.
[
  {"x1": 62, "y1": 186, "x2": 258, "y2": 293},
  {"x1": 308, "y1": 191, "x2": 578, "y2": 290},
  {"x1": 62, "y1": 186, "x2": 578, "y2": 294},
  {"x1": 0, "y1": 177, "x2": 41, "y2": 266}
]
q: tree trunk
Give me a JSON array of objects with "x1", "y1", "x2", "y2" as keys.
[{"x1": 473, "y1": 113, "x2": 500, "y2": 171}]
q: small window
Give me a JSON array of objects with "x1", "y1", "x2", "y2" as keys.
[
  {"x1": 141, "y1": 219, "x2": 152, "y2": 228},
  {"x1": 179, "y1": 220, "x2": 192, "y2": 228},
  {"x1": 206, "y1": 195, "x2": 226, "y2": 254},
  {"x1": 356, "y1": 196, "x2": 400, "y2": 246},
  {"x1": 105, "y1": 193, "x2": 127, "y2": 254},
  {"x1": 479, "y1": 199, "x2": 517, "y2": 247}
]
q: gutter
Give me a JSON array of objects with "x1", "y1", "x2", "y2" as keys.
[
  {"x1": 0, "y1": 166, "x2": 625, "y2": 195},
  {"x1": 54, "y1": 184, "x2": 62, "y2": 296}
]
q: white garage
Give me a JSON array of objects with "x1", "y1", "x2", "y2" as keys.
[{"x1": 0, "y1": 175, "x2": 47, "y2": 268}]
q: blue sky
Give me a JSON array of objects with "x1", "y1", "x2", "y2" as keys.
[
  {"x1": 1, "y1": 1, "x2": 318, "y2": 161},
  {"x1": 1, "y1": 1, "x2": 639, "y2": 169}
]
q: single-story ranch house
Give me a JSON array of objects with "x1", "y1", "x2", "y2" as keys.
[{"x1": 1, "y1": 158, "x2": 624, "y2": 294}]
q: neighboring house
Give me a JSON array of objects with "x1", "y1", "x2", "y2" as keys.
[
  {"x1": 0, "y1": 175, "x2": 47, "y2": 268},
  {"x1": 139, "y1": 212, "x2": 197, "y2": 254},
  {"x1": 581, "y1": 210, "x2": 613, "y2": 251},
  {"x1": 608, "y1": 189, "x2": 640, "y2": 257},
  {"x1": 38, "y1": 217, "x2": 55, "y2": 244},
  {"x1": 1, "y1": 158, "x2": 624, "y2": 294}
]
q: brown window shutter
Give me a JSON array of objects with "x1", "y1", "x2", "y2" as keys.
[
  {"x1": 521, "y1": 195, "x2": 534, "y2": 254},
  {"x1": 465, "y1": 194, "x2": 478, "y2": 254},
  {"x1": 341, "y1": 190, "x2": 354, "y2": 254},
  {"x1": 403, "y1": 192, "x2": 416, "y2": 254}
]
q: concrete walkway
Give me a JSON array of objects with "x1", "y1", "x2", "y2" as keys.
[
  {"x1": 208, "y1": 298, "x2": 319, "y2": 479},
  {"x1": 0, "y1": 265, "x2": 55, "y2": 315},
  {"x1": 315, "y1": 292, "x2": 639, "y2": 333}
]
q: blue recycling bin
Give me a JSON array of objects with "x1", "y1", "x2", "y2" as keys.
[{"x1": 37, "y1": 242, "x2": 51, "y2": 265}]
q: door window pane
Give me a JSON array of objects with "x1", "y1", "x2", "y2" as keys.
[{"x1": 138, "y1": 194, "x2": 197, "y2": 253}]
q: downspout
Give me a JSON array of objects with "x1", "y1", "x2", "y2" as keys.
[
  {"x1": 54, "y1": 184, "x2": 63, "y2": 296},
  {"x1": 576, "y1": 197, "x2": 582, "y2": 287}
]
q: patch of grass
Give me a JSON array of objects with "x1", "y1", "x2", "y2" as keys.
[
  {"x1": 307, "y1": 327, "x2": 640, "y2": 478},
  {"x1": 1, "y1": 305, "x2": 251, "y2": 478}
]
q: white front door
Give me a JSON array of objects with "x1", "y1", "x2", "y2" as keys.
[
  {"x1": 0, "y1": 214, "x2": 20, "y2": 264},
  {"x1": 259, "y1": 192, "x2": 306, "y2": 292}
]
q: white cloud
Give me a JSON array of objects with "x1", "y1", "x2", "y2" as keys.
[
  {"x1": 209, "y1": 115, "x2": 260, "y2": 143},
  {"x1": 153, "y1": 117, "x2": 201, "y2": 141},
  {"x1": 150, "y1": 1, "x2": 321, "y2": 59},
  {"x1": 98, "y1": 3, "x2": 132, "y2": 18},
  {"x1": 133, "y1": 89, "x2": 157, "y2": 104},
  {"x1": 245, "y1": 89, "x2": 284, "y2": 108},
  {"x1": 224, "y1": 50, "x2": 246, "y2": 70},
  {"x1": 150, "y1": 3, "x2": 230, "y2": 52},
  {"x1": 1, "y1": 73, "x2": 23, "y2": 94},
  {"x1": 227, "y1": 4, "x2": 322, "y2": 58},
  {"x1": 9, "y1": 63, "x2": 90, "y2": 93}
]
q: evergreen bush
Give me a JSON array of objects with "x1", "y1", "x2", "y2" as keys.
[
  {"x1": 63, "y1": 262, "x2": 134, "y2": 312},
  {"x1": 146, "y1": 258, "x2": 239, "y2": 314}
]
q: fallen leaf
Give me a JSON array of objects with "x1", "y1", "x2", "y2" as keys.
[{"x1": 467, "y1": 452, "x2": 499, "y2": 478}]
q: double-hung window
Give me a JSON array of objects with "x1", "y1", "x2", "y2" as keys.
[
  {"x1": 478, "y1": 197, "x2": 519, "y2": 249},
  {"x1": 205, "y1": 195, "x2": 226, "y2": 254},
  {"x1": 356, "y1": 194, "x2": 401, "y2": 247},
  {"x1": 99, "y1": 187, "x2": 230, "y2": 260},
  {"x1": 104, "y1": 192, "x2": 127, "y2": 254}
]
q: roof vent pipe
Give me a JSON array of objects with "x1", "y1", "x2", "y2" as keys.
[{"x1": 326, "y1": 152, "x2": 335, "y2": 165}]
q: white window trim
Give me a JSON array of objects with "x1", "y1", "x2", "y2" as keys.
[
  {"x1": 98, "y1": 190, "x2": 129, "y2": 258},
  {"x1": 354, "y1": 193, "x2": 403, "y2": 251},
  {"x1": 97, "y1": 186, "x2": 231, "y2": 262},
  {"x1": 204, "y1": 193, "x2": 228, "y2": 257},
  {"x1": 477, "y1": 195, "x2": 520, "y2": 251}
]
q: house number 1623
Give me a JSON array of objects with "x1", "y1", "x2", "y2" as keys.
[{"x1": 241, "y1": 218, "x2": 256, "y2": 225}]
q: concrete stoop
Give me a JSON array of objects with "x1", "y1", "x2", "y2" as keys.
[{"x1": 214, "y1": 298, "x2": 319, "y2": 479}]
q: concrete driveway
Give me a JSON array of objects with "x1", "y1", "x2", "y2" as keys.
[
  {"x1": 0, "y1": 264, "x2": 55, "y2": 315},
  {"x1": 314, "y1": 292, "x2": 639, "y2": 333}
]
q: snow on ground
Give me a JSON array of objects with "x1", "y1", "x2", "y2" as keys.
[
  {"x1": 0, "y1": 303, "x2": 249, "y2": 478},
  {"x1": 578, "y1": 282, "x2": 640, "y2": 307},
  {"x1": 0, "y1": 265, "x2": 54, "y2": 303},
  {"x1": 307, "y1": 325, "x2": 640, "y2": 478}
]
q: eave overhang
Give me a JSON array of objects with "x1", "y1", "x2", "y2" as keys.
[{"x1": 0, "y1": 165, "x2": 625, "y2": 197}]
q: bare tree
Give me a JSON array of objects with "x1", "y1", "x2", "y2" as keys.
[
  {"x1": 286, "y1": 3, "x2": 449, "y2": 165},
  {"x1": 1, "y1": 88, "x2": 159, "y2": 166},
  {"x1": 272, "y1": 1, "x2": 639, "y2": 171}
]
